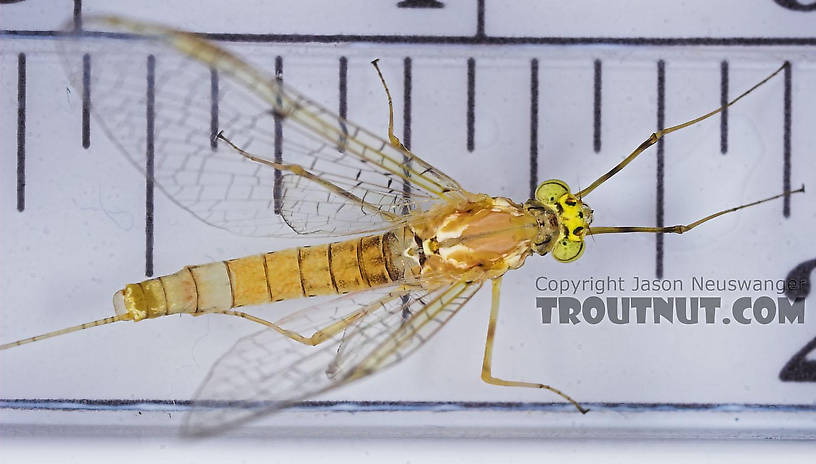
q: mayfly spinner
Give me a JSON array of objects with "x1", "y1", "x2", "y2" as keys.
[{"x1": 0, "y1": 17, "x2": 804, "y2": 435}]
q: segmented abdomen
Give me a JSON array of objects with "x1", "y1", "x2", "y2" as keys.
[{"x1": 114, "y1": 228, "x2": 418, "y2": 321}]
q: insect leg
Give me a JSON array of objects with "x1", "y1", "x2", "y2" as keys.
[
  {"x1": 588, "y1": 185, "x2": 805, "y2": 236},
  {"x1": 217, "y1": 131, "x2": 399, "y2": 220},
  {"x1": 480, "y1": 277, "x2": 589, "y2": 414},
  {"x1": 211, "y1": 307, "x2": 373, "y2": 347},
  {"x1": 370, "y1": 59, "x2": 408, "y2": 151},
  {"x1": 577, "y1": 62, "x2": 788, "y2": 198}
]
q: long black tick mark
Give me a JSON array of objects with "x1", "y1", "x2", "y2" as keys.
[
  {"x1": 720, "y1": 60, "x2": 728, "y2": 154},
  {"x1": 401, "y1": 57, "x2": 414, "y2": 311},
  {"x1": 466, "y1": 57, "x2": 475, "y2": 152},
  {"x1": 403, "y1": 57, "x2": 412, "y2": 153},
  {"x1": 17, "y1": 53, "x2": 26, "y2": 213},
  {"x1": 145, "y1": 55, "x2": 156, "y2": 277},
  {"x1": 210, "y1": 68, "x2": 219, "y2": 151},
  {"x1": 655, "y1": 60, "x2": 666, "y2": 280},
  {"x1": 783, "y1": 61, "x2": 792, "y2": 217},
  {"x1": 593, "y1": 59, "x2": 602, "y2": 153},
  {"x1": 529, "y1": 58, "x2": 539, "y2": 200},
  {"x1": 73, "y1": 0, "x2": 82, "y2": 31},
  {"x1": 475, "y1": 0, "x2": 485, "y2": 37},
  {"x1": 402, "y1": 56, "x2": 413, "y2": 203},
  {"x1": 273, "y1": 56, "x2": 284, "y2": 216},
  {"x1": 338, "y1": 56, "x2": 348, "y2": 152},
  {"x1": 82, "y1": 53, "x2": 91, "y2": 149}
]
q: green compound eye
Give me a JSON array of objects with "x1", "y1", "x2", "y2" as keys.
[
  {"x1": 534, "y1": 179, "x2": 570, "y2": 204},
  {"x1": 552, "y1": 239, "x2": 585, "y2": 263}
]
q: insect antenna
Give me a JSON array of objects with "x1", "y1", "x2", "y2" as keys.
[
  {"x1": 577, "y1": 62, "x2": 789, "y2": 199},
  {"x1": 587, "y1": 185, "x2": 805, "y2": 236},
  {"x1": 0, "y1": 315, "x2": 127, "y2": 351}
]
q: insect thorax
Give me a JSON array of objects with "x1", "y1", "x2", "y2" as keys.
[
  {"x1": 408, "y1": 195, "x2": 542, "y2": 282},
  {"x1": 521, "y1": 200, "x2": 562, "y2": 257}
]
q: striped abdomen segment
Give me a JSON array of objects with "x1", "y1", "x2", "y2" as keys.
[{"x1": 113, "y1": 230, "x2": 415, "y2": 321}]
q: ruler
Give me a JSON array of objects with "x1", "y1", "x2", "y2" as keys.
[{"x1": 1, "y1": 0, "x2": 815, "y2": 439}]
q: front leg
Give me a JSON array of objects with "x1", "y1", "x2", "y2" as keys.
[
  {"x1": 481, "y1": 277, "x2": 589, "y2": 414},
  {"x1": 370, "y1": 59, "x2": 408, "y2": 151}
]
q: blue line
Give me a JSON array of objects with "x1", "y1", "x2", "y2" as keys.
[{"x1": 2, "y1": 399, "x2": 815, "y2": 414}]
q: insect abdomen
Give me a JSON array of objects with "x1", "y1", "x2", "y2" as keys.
[{"x1": 113, "y1": 231, "x2": 412, "y2": 321}]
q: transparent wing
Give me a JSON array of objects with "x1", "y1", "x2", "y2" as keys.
[
  {"x1": 329, "y1": 280, "x2": 483, "y2": 381},
  {"x1": 60, "y1": 16, "x2": 466, "y2": 238},
  {"x1": 184, "y1": 284, "x2": 418, "y2": 435},
  {"x1": 277, "y1": 173, "x2": 418, "y2": 236},
  {"x1": 184, "y1": 279, "x2": 481, "y2": 436}
]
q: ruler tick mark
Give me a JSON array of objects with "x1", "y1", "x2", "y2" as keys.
[
  {"x1": 338, "y1": 56, "x2": 348, "y2": 152},
  {"x1": 402, "y1": 55, "x2": 413, "y2": 319},
  {"x1": 783, "y1": 61, "x2": 792, "y2": 218},
  {"x1": 476, "y1": 0, "x2": 485, "y2": 37},
  {"x1": 145, "y1": 55, "x2": 156, "y2": 277},
  {"x1": 593, "y1": 59, "x2": 602, "y2": 153},
  {"x1": 403, "y1": 56, "x2": 413, "y2": 213},
  {"x1": 397, "y1": 0, "x2": 444, "y2": 8},
  {"x1": 529, "y1": 58, "x2": 538, "y2": 200},
  {"x1": 403, "y1": 57, "x2": 412, "y2": 153},
  {"x1": 72, "y1": 0, "x2": 82, "y2": 31},
  {"x1": 466, "y1": 57, "x2": 475, "y2": 152},
  {"x1": 82, "y1": 53, "x2": 91, "y2": 149},
  {"x1": 17, "y1": 53, "x2": 26, "y2": 213},
  {"x1": 210, "y1": 68, "x2": 219, "y2": 151},
  {"x1": 720, "y1": 60, "x2": 728, "y2": 154},
  {"x1": 273, "y1": 56, "x2": 284, "y2": 216},
  {"x1": 656, "y1": 60, "x2": 666, "y2": 280}
]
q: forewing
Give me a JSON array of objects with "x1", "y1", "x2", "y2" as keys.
[
  {"x1": 59, "y1": 16, "x2": 465, "y2": 238},
  {"x1": 277, "y1": 173, "x2": 418, "y2": 236},
  {"x1": 184, "y1": 280, "x2": 481, "y2": 436}
]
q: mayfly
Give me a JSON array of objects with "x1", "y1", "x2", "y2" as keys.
[{"x1": 1, "y1": 17, "x2": 804, "y2": 435}]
